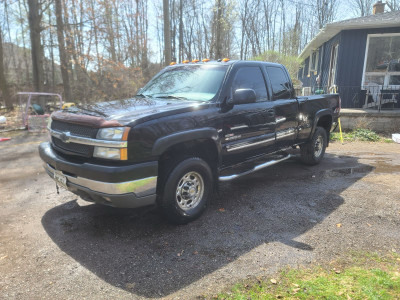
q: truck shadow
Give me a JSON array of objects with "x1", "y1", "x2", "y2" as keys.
[{"x1": 41, "y1": 153, "x2": 373, "y2": 298}]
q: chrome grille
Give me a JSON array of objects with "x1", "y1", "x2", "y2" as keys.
[
  {"x1": 52, "y1": 137, "x2": 92, "y2": 156},
  {"x1": 51, "y1": 121, "x2": 98, "y2": 157},
  {"x1": 51, "y1": 120, "x2": 98, "y2": 138}
]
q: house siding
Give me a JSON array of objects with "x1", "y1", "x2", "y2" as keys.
[{"x1": 299, "y1": 26, "x2": 400, "y2": 108}]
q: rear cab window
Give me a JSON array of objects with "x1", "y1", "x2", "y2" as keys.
[{"x1": 265, "y1": 66, "x2": 292, "y2": 100}]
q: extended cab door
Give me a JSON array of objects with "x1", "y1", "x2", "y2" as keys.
[
  {"x1": 220, "y1": 65, "x2": 276, "y2": 166},
  {"x1": 264, "y1": 66, "x2": 299, "y2": 149}
]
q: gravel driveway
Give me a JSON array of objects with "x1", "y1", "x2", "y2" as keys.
[{"x1": 1, "y1": 132, "x2": 399, "y2": 299}]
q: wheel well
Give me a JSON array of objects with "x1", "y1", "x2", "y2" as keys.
[
  {"x1": 317, "y1": 115, "x2": 332, "y2": 145},
  {"x1": 157, "y1": 139, "x2": 219, "y2": 192}
]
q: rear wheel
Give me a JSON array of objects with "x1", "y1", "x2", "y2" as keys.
[
  {"x1": 300, "y1": 126, "x2": 327, "y2": 165},
  {"x1": 158, "y1": 157, "x2": 213, "y2": 224}
]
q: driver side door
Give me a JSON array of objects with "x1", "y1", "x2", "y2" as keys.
[{"x1": 221, "y1": 65, "x2": 276, "y2": 167}]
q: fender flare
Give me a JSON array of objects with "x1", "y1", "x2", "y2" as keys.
[
  {"x1": 310, "y1": 109, "x2": 333, "y2": 144},
  {"x1": 311, "y1": 109, "x2": 333, "y2": 135},
  {"x1": 152, "y1": 127, "x2": 222, "y2": 161}
]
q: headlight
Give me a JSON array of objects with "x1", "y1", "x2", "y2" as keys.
[
  {"x1": 97, "y1": 127, "x2": 128, "y2": 140},
  {"x1": 94, "y1": 127, "x2": 130, "y2": 160}
]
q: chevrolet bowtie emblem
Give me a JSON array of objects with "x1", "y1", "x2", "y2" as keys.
[{"x1": 60, "y1": 132, "x2": 71, "y2": 143}]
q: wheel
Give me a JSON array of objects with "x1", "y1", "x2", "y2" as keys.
[
  {"x1": 158, "y1": 157, "x2": 213, "y2": 224},
  {"x1": 300, "y1": 126, "x2": 327, "y2": 165}
]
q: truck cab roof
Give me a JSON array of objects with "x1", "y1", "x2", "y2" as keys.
[{"x1": 166, "y1": 60, "x2": 284, "y2": 69}]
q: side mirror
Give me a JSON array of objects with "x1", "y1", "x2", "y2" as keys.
[{"x1": 230, "y1": 89, "x2": 256, "y2": 105}]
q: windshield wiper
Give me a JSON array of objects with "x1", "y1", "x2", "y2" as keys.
[
  {"x1": 154, "y1": 95, "x2": 188, "y2": 100},
  {"x1": 136, "y1": 93, "x2": 148, "y2": 98}
]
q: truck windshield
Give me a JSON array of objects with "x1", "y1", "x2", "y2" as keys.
[{"x1": 140, "y1": 64, "x2": 228, "y2": 101}]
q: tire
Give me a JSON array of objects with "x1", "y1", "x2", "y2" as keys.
[
  {"x1": 158, "y1": 157, "x2": 213, "y2": 224},
  {"x1": 300, "y1": 126, "x2": 327, "y2": 165}
]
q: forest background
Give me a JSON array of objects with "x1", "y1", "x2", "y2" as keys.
[{"x1": 1, "y1": 0, "x2": 399, "y2": 108}]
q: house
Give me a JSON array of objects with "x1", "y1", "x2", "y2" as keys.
[{"x1": 298, "y1": 2, "x2": 400, "y2": 109}]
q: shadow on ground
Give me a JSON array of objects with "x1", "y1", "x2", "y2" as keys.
[{"x1": 41, "y1": 153, "x2": 373, "y2": 298}]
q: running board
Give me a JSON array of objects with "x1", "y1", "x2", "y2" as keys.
[{"x1": 218, "y1": 154, "x2": 291, "y2": 181}]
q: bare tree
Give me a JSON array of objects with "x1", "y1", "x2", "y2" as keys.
[
  {"x1": 314, "y1": 0, "x2": 338, "y2": 29},
  {"x1": 55, "y1": 0, "x2": 73, "y2": 101},
  {"x1": 349, "y1": 0, "x2": 374, "y2": 16},
  {"x1": 27, "y1": 0, "x2": 45, "y2": 92},
  {"x1": 0, "y1": 28, "x2": 11, "y2": 109},
  {"x1": 163, "y1": 0, "x2": 172, "y2": 64}
]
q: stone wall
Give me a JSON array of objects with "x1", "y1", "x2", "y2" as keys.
[{"x1": 339, "y1": 109, "x2": 400, "y2": 133}]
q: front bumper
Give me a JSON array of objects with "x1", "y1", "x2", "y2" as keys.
[{"x1": 39, "y1": 142, "x2": 158, "y2": 208}]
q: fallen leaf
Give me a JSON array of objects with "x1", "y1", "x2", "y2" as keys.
[
  {"x1": 218, "y1": 208, "x2": 225, "y2": 212},
  {"x1": 335, "y1": 270, "x2": 341, "y2": 274},
  {"x1": 292, "y1": 283, "x2": 299, "y2": 287},
  {"x1": 126, "y1": 283, "x2": 135, "y2": 289},
  {"x1": 0, "y1": 255, "x2": 7, "y2": 260},
  {"x1": 336, "y1": 223, "x2": 342, "y2": 228},
  {"x1": 292, "y1": 288, "x2": 300, "y2": 294},
  {"x1": 367, "y1": 223, "x2": 372, "y2": 227},
  {"x1": 193, "y1": 251, "x2": 198, "y2": 255},
  {"x1": 270, "y1": 278, "x2": 277, "y2": 284}
]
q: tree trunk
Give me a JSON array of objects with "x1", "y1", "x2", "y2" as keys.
[
  {"x1": 163, "y1": 0, "x2": 172, "y2": 65},
  {"x1": 55, "y1": 0, "x2": 73, "y2": 101},
  {"x1": 28, "y1": 0, "x2": 44, "y2": 92},
  {"x1": 0, "y1": 30, "x2": 12, "y2": 109}
]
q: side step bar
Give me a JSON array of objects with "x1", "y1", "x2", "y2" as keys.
[{"x1": 219, "y1": 154, "x2": 291, "y2": 182}]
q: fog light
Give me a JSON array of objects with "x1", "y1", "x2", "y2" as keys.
[{"x1": 94, "y1": 147, "x2": 124, "y2": 160}]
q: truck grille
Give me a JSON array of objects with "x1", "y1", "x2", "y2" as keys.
[
  {"x1": 52, "y1": 120, "x2": 98, "y2": 138},
  {"x1": 51, "y1": 120, "x2": 98, "y2": 157}
]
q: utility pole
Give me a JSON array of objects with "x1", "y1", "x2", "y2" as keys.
[{"x1": 163, "y1": 0, "x2": 172, "y2": 65}]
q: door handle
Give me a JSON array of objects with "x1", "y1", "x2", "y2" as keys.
[{"x1": 266, "y1": 109, "x2": 274, "y2": 117}]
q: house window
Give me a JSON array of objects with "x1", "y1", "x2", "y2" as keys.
[
  {"x1": 363, "y1": 33, "x2": 400, "y2": 87},
  {"x1": 309, "y1": 49, "x2": 319, "y2": 73}
]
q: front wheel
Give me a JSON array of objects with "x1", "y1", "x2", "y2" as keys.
[
  {"x1": 300, "y1": 126, "x2": 327, "y2": 165},
  {"x1": 158, "y1": 157, "x2": 213, "y2": 224}
]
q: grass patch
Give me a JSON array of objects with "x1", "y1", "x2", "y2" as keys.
[
  {"x1": 216, "y1": 252, "x2": 400, "y2": 300},
  {"x1": 330, "y1": 128, "x2": 392, "y2": 143}
]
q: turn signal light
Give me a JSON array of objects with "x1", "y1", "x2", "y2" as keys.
[
  {"x1": 192, "y1": 59, "x2": 199, "y2": 63},
  {"x1": 182, "y1": 60, "x2": 189, "y2": 63},
  {"x1": 222, "y1": 58, "x2": 230, "y2": 62},
  {"x1": 170, "y1": 62, "x2": 176, "y2": 65},
  {"x1": 202, "y1": 58, "x2": 210, "y2": 62}
]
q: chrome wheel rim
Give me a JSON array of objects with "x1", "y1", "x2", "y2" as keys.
[
  {"x1": 314, "y1": 135, "x2": 324, "y2": 157},
  {"x1": 176, "y1": 171, "x2": 204, "y2": 211}
]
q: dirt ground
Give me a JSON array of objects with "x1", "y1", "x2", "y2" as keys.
[{"x1": 0, "y1": 132, "x2": 399, "y2": 299}]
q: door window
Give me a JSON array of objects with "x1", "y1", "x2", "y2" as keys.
[
  {"x1": 232, "y1": 67, "x2": 268, "y2": 101},
  {"x1": 266, "y1": 66, "x2": 292, "y2": 100}
]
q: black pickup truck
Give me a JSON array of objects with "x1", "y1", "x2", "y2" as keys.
[{"x1": 39, "y1": 60, "x2": 340, "y2": 224}]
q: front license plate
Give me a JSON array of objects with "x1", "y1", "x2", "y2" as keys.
[{"x1": 54, "y1": 170, "x2": 68, "y2": 190}]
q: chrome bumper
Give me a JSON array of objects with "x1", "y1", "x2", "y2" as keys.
[{"x1": 44, "y1": 163, "x2": 157, "y2": 208}]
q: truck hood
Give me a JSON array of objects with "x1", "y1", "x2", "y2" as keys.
[{"x1": 56, "y1": 97, "x2": 209, "y2": 126}]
